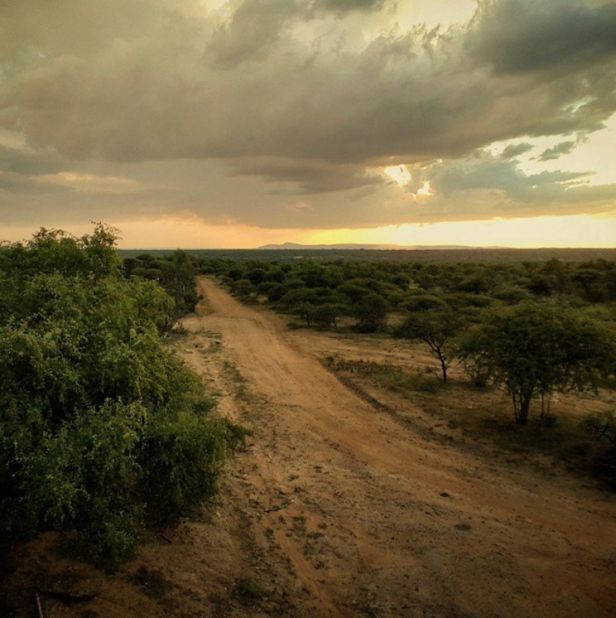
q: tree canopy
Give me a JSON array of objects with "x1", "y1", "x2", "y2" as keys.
[{"x1": 458, "y1": 302, "x2": 616, "y2": 424}]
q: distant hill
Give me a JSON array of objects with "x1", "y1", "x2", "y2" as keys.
[{"x1": 258, "y1": 242, "x2": 493, "y2": 250}]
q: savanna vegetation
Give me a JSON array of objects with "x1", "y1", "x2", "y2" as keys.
[
  {"x1": 201, "y1": 255, "x2": 616, "y2": 484},
  {"x1": 0, "y1": 226, "x2": 241, "y2": 569}
]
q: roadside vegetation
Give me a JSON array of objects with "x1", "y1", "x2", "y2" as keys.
[
  {"x1": 0, "y1": 226, "x2": 241, "y2": 570},
  {"x1": 201, "y1": 256, "x2": 616, "y2": 484}
]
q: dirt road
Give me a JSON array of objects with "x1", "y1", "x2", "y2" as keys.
[{"x1": 185, "y1": 278, "x2": 616, "y2": 617}]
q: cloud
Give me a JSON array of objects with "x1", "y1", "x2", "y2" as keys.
[
  {"x1": 0, "y1": 144, "x2": 63, "y2": 176},
  {"x1": 537, "y1": 140, "x2": 577, "y2": 161},
  {"x1": 408, "y1": 149, "x2": 616, "y2": 207},
  {"x1": 231, "y1": 158, "x2": 383, "y2": 193},
  {"x1": 208, "y1": 1, "x2": 298, "y2": 69},
  {"x1": 311, "y1": 0, "x2": 387, "y2": 15},
  {"x1": 500, "y1": 142, "x2": 534, "y2": 159},
  {"x1": 0, "y1": 171, "x2": 67, "y2": 195},
  {"x1": 39, "y1": 172, "x2": 145, "y2": 194},
  {"x1": 0, "y1": 0, "x2": 615, "y2": 231},
  {"x1": 467, "y1": 0, "x2": 616, "y2": 75},
  {"x1": 3, "y1": 0, "x2": 615, "y2": 166},
  {"x1": 208, "y1": 0, "x2": 389, "y2": 69}
]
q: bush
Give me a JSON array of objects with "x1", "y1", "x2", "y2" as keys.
[
  {"x1": 0, "y1": 227, "x2": 239, "y2": 566},
  {"x1": 140, "y1": 412, "x2": 231, "y2": 524},
  {"x1": 580, "y1": 411, "x2": 616, "y2": 487},
  {"x1": 123, "y1": 249, "x2": 200, "y2": 324},
  {"x1": 581, "y1": 410, "x2": 616, "y2": 446}
]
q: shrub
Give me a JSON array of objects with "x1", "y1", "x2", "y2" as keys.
[
  {"x1": 580, "y1": 410, "x2": 616, "y2": 487},
  {"x1": 0, "y1": 227, "x2": 239, "y2": 566},
  {"x1": 140, "y1": 412, "x2": 230, "y2": 524}
]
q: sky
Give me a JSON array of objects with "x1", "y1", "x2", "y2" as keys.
[{"x1": 1, "y1": 0, "x2": 615, "y2": 248}]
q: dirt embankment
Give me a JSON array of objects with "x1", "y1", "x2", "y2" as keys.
[{"x1": 7, "y1": 277, "x2": 616, "y2": 617}]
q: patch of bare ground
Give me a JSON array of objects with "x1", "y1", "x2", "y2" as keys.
[{"x1": 4, "y1": 277, "x2": 616, "y2": 617}]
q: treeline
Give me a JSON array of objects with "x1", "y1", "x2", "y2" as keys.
[
  {"x1": 0, "y1": 226, "x2": 240, "y2": 568},
  {"x1": 202, "y1": 256, "x2": 616, "y2": 327},
  {"x1": 119, "y1": 247, "x2": 616, "y2": 264}
]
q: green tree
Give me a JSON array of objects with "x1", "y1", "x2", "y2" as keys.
[
  {"x1": 458, "y1": 302, "x2": 616, "y2": 425},
  {"x1": 231, "y1": 278, "x2": 256, "y2": 302},
  {"x1": 159, "y1": 250, "x2": 199, "y2": 317},
  {"x1": 294, "y1": 302, "x2": 316, "y2": 327},
  {"x1": 396, "y1": 309, "x2": 460, "y2": 382},
  {"x1": 313, "y1": 303, "x2": 347, "y2": 330},
  {"x1": 353, "y1": 293, "x2": 389, "y2": 333}
]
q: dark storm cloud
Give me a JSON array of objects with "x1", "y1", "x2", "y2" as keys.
[
  {"x1": 537, "y1": 141, "x2": 577, "y2": 161},
  {"x1": 3, "y1": 0, "x2": 615, "y2": 166},
  {"x1": 0, "y1": 0, "x2": 615, "y2": 228},
  {"x1": 467, "y1": 0, "x2": 616, "y2": 75}
]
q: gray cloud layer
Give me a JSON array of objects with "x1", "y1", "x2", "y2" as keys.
[
  {"x1": 537, "y1": 141, "x2": 577, "y2": 161},
  {"x1": 1, "y1": 0, "x2": 615, "y2": 229}
]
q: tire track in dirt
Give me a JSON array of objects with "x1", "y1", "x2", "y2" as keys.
[{"x1": 192, "y1": 277, "x2": 616, "y2": 617}]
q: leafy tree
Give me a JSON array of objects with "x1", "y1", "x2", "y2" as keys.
[
  {"x1": 123, "y1": 249, "x2": 199, "y2": 325},
  {"x1": 280, "y1": 287, "x2": 317, "y2": 308},
  {"x1": 338, "y1": 282, "x2": 368, "y2": 304},
  {"x1": 266, "y1": 282, "x2": 287, "y2": 302},
  {"x1": 458, "y1": 302, "x2": 616, "y2": 424},
  {"x1": 352, "y1": 292, "x2": 389, "y2": 333},
  {"x1": 0, "y1": 223, "x2": 120, "y2": 279},
  {"x1": 402, "y1": 294, "x2": 447, "y2": 313},
  {"x1": 396, "y1": 309, "x2": 460, "y2": 382},
  {"x1": 159, "y1": 250, "x2": 199, "y2": 316},
  {"x1": 294, "y1": 302, "x2": 316, "y2": 327},
  {"x1": 245, "y1": 267, "x2": 268, "y2": 285},
  {"x1": 313, "y1": 303, "x2": 347, "y2": 330},
  {"x1": 231, "y1": 278, "x2": 256, "y2": 302}
]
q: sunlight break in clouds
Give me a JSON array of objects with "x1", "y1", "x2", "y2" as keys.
[{"x1": 383, "y1": 165, "x2": 412, "y2": 187}]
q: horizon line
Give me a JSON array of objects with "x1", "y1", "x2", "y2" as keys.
[{"x1": 115, "y1": 245, "x2": 616, "y2": 251}]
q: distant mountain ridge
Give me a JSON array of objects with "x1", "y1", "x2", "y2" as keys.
[{"x1": 258, "y1": 242, "x2": 502, "y2": 250}]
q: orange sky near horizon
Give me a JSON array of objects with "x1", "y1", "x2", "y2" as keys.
[{"x1": 2, "y1": 213, "x2": 614, "y2": 249}]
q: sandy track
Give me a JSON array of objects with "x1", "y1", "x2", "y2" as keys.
[{"x1": 193, "y1": 277, "x2": 616, "y2": 617}]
